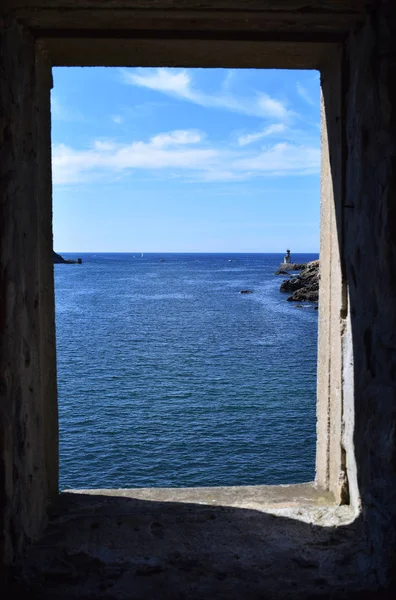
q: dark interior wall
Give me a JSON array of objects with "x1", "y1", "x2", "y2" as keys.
[
  {"x1": 0, "y1": 18, "x2": 58, "y2": 565},
  {"x1": 343, "y1": 1, "x2": 396, "y2": 586}
]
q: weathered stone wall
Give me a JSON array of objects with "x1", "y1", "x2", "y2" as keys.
[
  {"x1": 0, "y1": 18, "x2": 58, "y2": 565},
  {"x1": 317, "y1": 54, "x2": 347, "y2": 505},
  {"x1": 342, "y1": 0, "x2": 396, "y2": 586}
]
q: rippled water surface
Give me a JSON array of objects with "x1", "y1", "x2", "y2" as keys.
[{"x1": 55, "y1": 253, "x2": 318, "y2": 489}]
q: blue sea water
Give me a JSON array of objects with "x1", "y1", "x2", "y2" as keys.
[{"x1": 55, "y1": 253, "x2": 319, "y2": 490}]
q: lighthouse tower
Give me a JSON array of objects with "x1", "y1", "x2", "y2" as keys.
[{"x1": 284, "y1": 249, "x2": 292, "y2": 264}]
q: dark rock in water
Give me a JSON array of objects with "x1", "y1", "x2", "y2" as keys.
[
  {"x1": 299, "y1": 260, "x2": 319, "y2": 283},
  {"x1": 280, "y1": 277, "x2": 304, "y2": 293},
  {"x1": 274, "y1": 269, "x2": 290, "y2": 275},
  {"x1": 53, "y1": 251, "x2": 82, "y2": 264},
  {"x1": 287, "y1": 289, "x2": 319, "y2": 302},
  {"x1": 294, "y1": 303, "x2": 318, "y2": 309},
  {"x1": 278, "y1": 259, "x2": 319, "y2": 302},
  {"x1": 53, "y1": 251, "x2": 66, "y2": 263},
  {"x1": 240, "y1": 290, "x2": 253, "y2": 294},
  {"x1": 278, "y1": 263, "x2": 306, "y2": 271}
]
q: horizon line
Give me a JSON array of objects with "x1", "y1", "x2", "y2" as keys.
[{"x1": 56, "y1": 250, "x2": 320, "y2": 254}]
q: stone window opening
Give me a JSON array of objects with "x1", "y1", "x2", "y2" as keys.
[
  {"x1": 42, "y1": 52, "x2": 355, "y2": 515},
  {"x1": 4, "y1": 2, "x2": 395, "y2": 596},
  {"x1": 52, "y1": 65, "x2": 320, "y2": 493}
]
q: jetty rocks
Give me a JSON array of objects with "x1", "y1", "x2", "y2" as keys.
[
  {"x1": 279, "y1": 260, "x2": 319, "y2": 302},
  {"x1": 274, "y1": 263, "x2": 306, "y2": 274}
]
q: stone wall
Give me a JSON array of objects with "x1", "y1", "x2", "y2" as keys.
[
  {"x1": 0, "y1": 19, "x2": 58, "y2": 565},
  {"x1": 343, "y1": 1, "x2": 396, "y2": 586},
  {"x1": 317, "y1": 58, "x2": 346, "y2": 505}
]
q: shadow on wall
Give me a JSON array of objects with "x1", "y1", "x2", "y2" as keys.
[
  {"x1": 321, "y1": 23, "x2": 396, "y2": 590},
  {"x1": 13, "y1": 492, "x2": 378, "y2": 600}
]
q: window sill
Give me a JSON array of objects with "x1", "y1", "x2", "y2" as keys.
[{"x1": 66, "y1": 483, "x2": 357, "y2": 526}]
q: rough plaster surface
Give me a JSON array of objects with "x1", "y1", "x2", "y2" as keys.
[
  {"x1": 318, "y1": 49, "x2": 356, "y2": 508},
  {"x1": 3, "y1": 0, "x2": 369, "y2": 36},
  {"x1": 0, "y1": 19, "x2": 58, "y2": 565}
]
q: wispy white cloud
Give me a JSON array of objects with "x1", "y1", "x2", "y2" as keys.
[
  {"x1": 237, "y1": 122, "x2": 320, "y2": 149},
  {"x1": 222, "y1": 70, "x2": 236, "y2": 92},
  {"x1": 93, "y1": 140, "x2": 117, "y2": 151},
  {"x1": 120, "y1": 68, "x2": 293, "y2": 121},
  {"x1": 150, "y1": 130, "x2": 203, "y2": 147},
  {"x1": 238, "y1": 124, "x2": 286, "y2": 147},
  {"x1": 257, "y1": 95, "x2": 289, "y2": 120},
  {"x1": 296, "y1": 82, "x2": 315, "y2": 106},
  {"x1": 112, "y1": 115, "x2": 124, "y2": 124},
  {"x1": 233, "y1": 142, "x2": 320, "y2": 175},
  {"x1": 121, "y1": 69, "x2": 193, "y2": 99},
  {"x1": 52, "y1": 128, "x2": 319, "y2": 186},
  {"x1": 52, "y1": 129, "x2": 215, "y2": 185}
]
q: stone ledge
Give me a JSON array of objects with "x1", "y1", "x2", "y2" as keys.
[{"x1": 67, "y1": 483, "x2": 356, "y2": 526}]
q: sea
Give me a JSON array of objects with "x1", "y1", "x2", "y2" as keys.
[{"x1": 55, "y1": 253, "x2": 319, "y2": 490}]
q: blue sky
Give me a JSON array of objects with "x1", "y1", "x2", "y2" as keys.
[{"x1": 52, "y1": 67, "x2": 320, "y2": 252}]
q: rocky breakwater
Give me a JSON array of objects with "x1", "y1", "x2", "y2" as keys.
[
  {"x1": 275, "y1": 263, "x2": 307, "y2": 273},
  {"x1": 279, "y1": 260, "x2": 319, "y2": 302}
]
